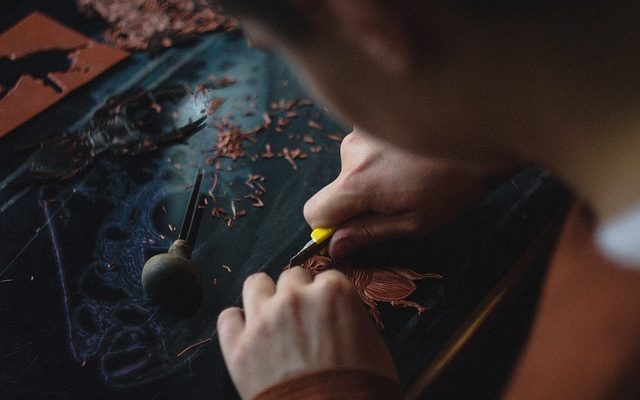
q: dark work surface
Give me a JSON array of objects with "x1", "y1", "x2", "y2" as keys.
[{"x1": 0, "y1": 2, "x2": 572, "y2": 399}]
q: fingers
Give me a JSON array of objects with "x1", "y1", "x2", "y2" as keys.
[
  {"x1": 312, "y1": 269, "x2": 354, "y2": 296},
  {"x1": 220, "y1": 269, "x2": 308, "y2": 349},
  {"x1": 329, "y1": 213, "x2": 418, "y2": 259},
  {"x1": 303, "y1": 132, "x2": 374, "y2": 229},
  {"x1": 217, "y1": 307, "x2": 245, "y2": 349},
  {"x1": 277, "y1": 266, "x2": 312, "y2": 291},
  {"x1": 242, "y1": 272, "x2": 275, "y2": 319},
  {"x1": 303, "y1": 179, "x2": 369, "y2": 229},
  {"x1": 312, "y1": 270, "x2": 361, "y2": 320}
]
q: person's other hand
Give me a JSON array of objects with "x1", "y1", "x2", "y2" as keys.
[
  {"x1": 304, "y1": 128, "x2": 515, "y2": 259},
  {"x1": 217, "y1": 267, "x2": 398, "y2": 400}
]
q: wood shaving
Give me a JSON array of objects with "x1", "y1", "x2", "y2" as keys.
[
  {"x1": 177, "y1": 337, "x2": 212, "y2": 357},
  {"x1": 244, "y1": 194, "x2": 264, "y2": 208},
  {"x1": 262, "y1": 143, "x2": 274, "y2": 159},
  {"x1": 283, "y1": 147, "x2": 307, "y2": 168},
  {"x1": 77, "y1": 0, "x2": 236, "y2": 53},
  {"x1": 211, "y1": 207, "x2": 226, "y2": 218},
  {"x1": 208, "y1": 121, "x2": 261, "y2": 161},
  {"x1": 307, "y1": 120, "x2": 323, "y2": 130},
  {"x1": 206, "y1": 98, "x2": 225, "y2": 116}
]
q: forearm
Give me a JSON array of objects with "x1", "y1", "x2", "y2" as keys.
[{"x1": 504, "y1": 206, "x2": 640, "y2": 399}]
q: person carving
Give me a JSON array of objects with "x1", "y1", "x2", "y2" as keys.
[{"x1": 212, "y1": 1, "x2": 640, "y2": 398}]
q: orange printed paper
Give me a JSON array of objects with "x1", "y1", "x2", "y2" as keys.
[{"x1": 0, "y1": 12, "x2": 128, "y2": 137}]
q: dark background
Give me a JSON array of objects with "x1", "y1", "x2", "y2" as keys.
[{"x1": 0, "y1": 2, "x2": 571, "y2": 399}]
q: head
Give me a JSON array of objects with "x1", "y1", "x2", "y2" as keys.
[{"x1": 212, "y1": 1, "x2": 640, "y2": 166}]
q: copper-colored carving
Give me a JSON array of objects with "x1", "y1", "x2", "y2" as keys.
[{"x1": 298, "y1": 256, "x2": 442, "y2": 328}]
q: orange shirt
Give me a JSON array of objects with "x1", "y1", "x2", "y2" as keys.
[
  {"x1": 504, "y1": 205, "x2": 640, "y2": 399},
  {"x1": 255, "y1": 205, "x2": 640, "y2": 399},
  {"x1": 254, "y1": 368, "x2": 403, "y2": 400}
]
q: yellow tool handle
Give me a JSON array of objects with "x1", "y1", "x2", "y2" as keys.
[{"x1": 310, "y1": 227, "x2": 336, "y2": 244}]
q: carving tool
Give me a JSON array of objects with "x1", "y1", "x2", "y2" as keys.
[
  {"x1": 289, "y1": 227, "x2": 336, "y2": 267},
  {"x1": 141, "y1": 169, "x2": 204, "y2": 318}
]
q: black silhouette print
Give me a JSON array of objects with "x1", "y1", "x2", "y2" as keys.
[{"x1": 0, "y1": 44, "x2": 88, "y2": 100}]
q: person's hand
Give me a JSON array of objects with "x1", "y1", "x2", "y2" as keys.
[
  {"x1": 217, "y1": 267, "x2": 398, "y2": 400},
  {"x1": 304, "y1": 128, "x2": 516, "y2": 259}
]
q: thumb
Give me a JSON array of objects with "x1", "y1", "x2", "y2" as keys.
[
  {"x1": 303, "y1": 178, "x2": 369, "y2": 229},
  {"x1": 328, "y1": 213, "x2": 418, "y2": 259}
]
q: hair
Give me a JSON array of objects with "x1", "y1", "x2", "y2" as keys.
[{"x1": 210, "y1": 0, "x2": 640, "y2": 58}]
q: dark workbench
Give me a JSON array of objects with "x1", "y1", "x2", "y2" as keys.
[{"x1": 0, "y1": 2, "x2": 571, "y2": 399}]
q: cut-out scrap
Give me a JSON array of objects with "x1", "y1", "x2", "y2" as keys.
[{"x1": 0, "y1": 12, "x2": 128, "y2": 138}]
